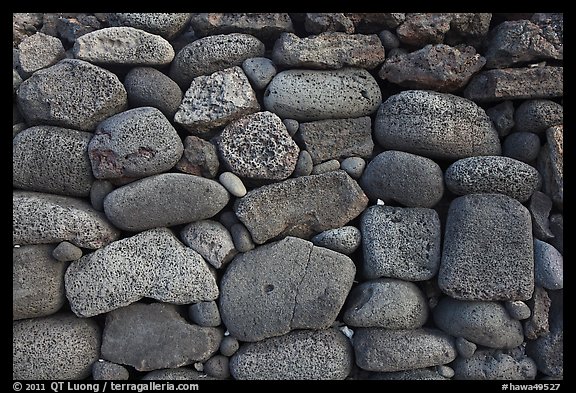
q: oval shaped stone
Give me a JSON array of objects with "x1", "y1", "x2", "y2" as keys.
[
  {"x1": 107, "y1": 13, "x2": 191, "y2": 39},
  {"x1": 124, "y1": 67, "x2": 183, "y2": 118},
  {"x1": 374, "y1": 90, "x2": 501, "y2": 160},
  {"x1": 103, "y1": 173, "x2": 229, "y2": 232},
  {"x1": 264, "y1": 67, "x2": 382, "y2": 121}
]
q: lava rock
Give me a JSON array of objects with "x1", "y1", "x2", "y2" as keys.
[
  {"x1": 452, "y1": 348, "x2": 537, "y2": 380},
  {"x1": 304, "y1": 13, "x2": 354, "y2": 34},
  {"x1": 340, "y1": 157, "x2": 366, "y2": 179},
  {"x1": 524, "y1": 286, "x2": 551, "y2": 340},
  {"x1": 242, "y1": 57, "x2": 277, "y2": 90},
  {"x1": 486, "y1": 101, "x2": 515, "y2": 137},
  {"x1": 189, "y1": 301, "x2": 221, "y2": 327},
  {"x1": 502, "y1": 132, "x2": 541, "y2": 163},
  {"x1": 175, "y1": 136, "x2": 220, "y2": 178},
  {"x1": 17, "y1": 32, "x2": 64, "y2": 77},
  {"x1": 107, "y1": 13, "x2": 191, "y2": 39},
  {"x1": 537, "y1": 125, "x2": 563, "y2": 210},
  {"x1": 92, "y1": 360, "x2": 129, "y2": 380},
  {"x1": 514, "y1": 99, "x2": 563, "y2": 134},
  {"x1": 180, "y1": 220, "x2": 237, "y2": 269},
  {"x1": 311, "y1": 226, "x2": 361, "y2": 255},
  {"x1": 534, "y1": 239, "x2": 563, "y2": 290}
]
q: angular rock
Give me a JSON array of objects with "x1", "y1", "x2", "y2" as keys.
[
  {"x1": 531, "y1": 13, "x2": 563, "y2": 57},
  {"x1": 215, "y1": 111, "x2": 299, "y2": 181},
  {"x1": 304, "y1": 13, "x2": 354, "y2": 34},
  {"x1": 88, "y1": 107, "x2": 183, "y2": 180},
  {"x1": 296, "y1": 116, "x2": 374, "y2": 164},
  {"x1": 17, "y1": 32, "x2": 65, "y2": 77},
  {"x1": 13, "y1": 126, "x2": 94, "y2": 197},
  {"x1": 124, "y1": 67, "x2": 183, "y2": 118},
  {"x1": 537, "y1": 125, "x2": 563, "y2": 210},
  {"x1": 174, "y1": 66, "x2": 260, "y2": 137},
  {"x1": 311, "y1": 226, "x2": 361, "y2": 255},
  {"x1": 361, "y1": 205, "x2": 441, "y2": 281},
  {"x1": 220, "y1": 236, "x2": 355, "y2": 342},
  {"x1": 345, "y1": 13, "x2": 406, "y2": 32},
  {"x1": 534, "y1": 240, "x2": 563, "y2": 290},
  {"x1": 452, "y1": 348, "x2": 537, "y2": 380},
  {"x1": 65, "y1": 228, "x2": 219, "y2": 317},
  {"x1": 101, "y1": 302, "x2": 222, "y2": 371},
  {"x1": 486, "y1": 100, "x2": 515, "y2": 137},
  {"x1": 354, "y1": 328, "x2": 457, "y2": 372},
  {"x1": 13, "y1": 191, "x2": 121, "y2": 249},
  {"x1": 379, "y1": 44, "x2": 485, "y2": 92},
  {"x1": 16, "y1": 59, "x2": 127, "y2": 131},
  {"x1": 103, "y1": 173, "x2": 229, "y2": 232},
  {"x1": 396, "y1": 13, "x2": 453, "y2": 45},
  {"x1": 13, "y1": 313, "x2": 101, "y2": 380},
  {"x1": 13, "y1": 245, "x2": 68, "y2": 320},
  {"x1": 343, "y1": 278, "x2": 429, "y2": 329},
  {"x1": 169, "y1": 33, "x2": 265, "y2": 89},
  {"x1": 264, "y1": 67, "x2": 382, "y2": 121},
  {"x1": 524, "y1": 286, "x2": 551, "y2": 340},
  {"x1": 180, "y1": 220, "x2": 238, "y2": 269},
  {"x1": 272, "y1": 32, "x2": 385, "y2": 69},
  {"x1": 234, "y1": 171, "x2": 368, "y2": 244},
  {"x1": 445, "y1": 13, "x2": 492, "y2": 46},
  {"x1": 502, "y1": 132, "x2": 541, "y2": 163},
  {"x1": 189, "y1": 301, "x2": 221, "y2": 327},
  {"x1": 92, "y1": 360, "x2": 130, "y2": 380},
  {"x1": 107, "y1": 13, "x2": 191, "y2": 39},
  {"x1": 514, "y1": 99, "x2": 563, "y2": 134},
  {"x1": 438, "y1": 193, "x2": 534, "y2": 301},
  {"x1": 55, "y1": 15, "x2": 100, "y2": 43},
  {"x1": 230, "y1": 329, "x2": 353, "y2": 380},
  {"x1": 175, "y1": 136, "x2": 220, "y2": 178},
  {"x1": 73, "y1": 27, "x2": 174, "y2": 66},
  {"x1": 242, "y1": 57, "x2": 277, "y2": 90},
  {"x1": 375, "y1": 90, "x2": 501, "y2": 160},
  {"x1": 360, "y1": 150, "x2": 444, "y2": 207},
  {"x1": 456, "y1": 337, "x2": 477, "y2": 359},
  {"x1": 463, "y1": 66, "x2": 563, "y2": 102}
]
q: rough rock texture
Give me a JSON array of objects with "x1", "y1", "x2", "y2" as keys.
[
  {"x1": 396, "y1": 13, "x2": 453, "y2": 45},
  {"x1": 345, "y1": 13, "x2": 406, "y2": 32},
  {"x1": 175, "y1": 136, "x2": 220, "y2": 178},
  {"x1": 107, "y1": 13, "x2": 191, "y2": 39},
  {"x1": 524, "y1": 286, "x2": 551, "y2": 340},
  {"x1": 180, "y1": 220, "x2": 238, "y2": 269},
  {"x1": 124, "y1": 67, "x2": 183, "y2": 118},
  {"x1": 311, "y1": 226, "x2": 361, "y2": 255},
  {"x1": 549, "y1": 214, "x2": 563, "y2": 255},
  {"x1": 220, "y1": 236, "x2": 355, "y2": 342},
  {"x1": 538, "y1": 125, "x2": 563, "y2": 210},
  {"x1": 234, "y1": 171, "x2": 368, "y2": 244},
  {"x1": 304, "y1": 13, "x2": 354, "y2": 34},
  {"x1": 514, "y1": 99, "x2": 563, "y2": 134},
  {"x1": 529, "y1": 191, "x2": 554, "y2": 240},
  {"x1": 452, "y1": 348, "x2": 537, "y2": 380},
  {"x1": 17, "y1": 32, "x2": 65, "y2": 77},
  {"x1": 142, "y1": 369, "x2": 217, "y2": 380}
]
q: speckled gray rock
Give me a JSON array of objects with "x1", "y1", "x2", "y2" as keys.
[
  {"x1": 16, "y1": 59, "x2": 127, "y2": 131},
  {"x1": 438, "y1": 193, "x2": 534, "y2": 301},
  {"x1": 505, "y1": 300, "x2": 531, "y2": 320},
  {"x1": 311, "y1": 159, "x2": 341, "y2": 175},
  {"x1": 124, "y1": 67, "x2": 183, "y2": 118},
  {"x1": 65, "y1": 228, "x2": 219, "y2": 317},
  {"x1": 220, "y1": 236, "x2": 355, "y2": 342},
  {"x1": 293, "y1": 150, "x2": 313, "y2": 177},
  {"x1": 142, "y1": 369, "x2": 217, "y2": 380},
  {"x1": 455, "y1": 337, "x2": 477, "y2": 359},
  {"x1": 354, "y1": 328, "x2": 457, "y2": 372},
  {"x1": 514, "y1": 99, "x2": 563, "y2": 134},
  {"x1": 549, "y1": 214, "x2": 563, "y2": 255},
  {"x1": 433, "y1": 297, "x2": 524, "y2": 349},
  {"x1": 234, "y1": 171, "x2": 368, "y2": 244},
  {"x1": 360, "y1": 150, "x2": 444, "y2": 207},
  {"x1": 174, "y1": 66, "x2": 260, "y2": 137},
  {"x1": 90, "y1": 180, "x2": 114, "y2": 211},
  {"x1": 107, "y1": 13, "x2": 191, "y2": 39},
  {"x1": 13, "y1": 245, "x2": 68, "y2": 320},
  {"x1": 452, "y1": 348, "x2": 537, "y2": 380},
  {"x1": 379, "y1": 44, "x2": 485, "y2": 92},
  {"x1": 304, "y1": 13, "x2": 354, "y2": 34},
  {"x1": 361, "y1": 205, "x2": 441, "y2": 281},
  {"x1": 180, "y1": 220, "x2": 237, "y2": 269},
  {"x1": 220, "y1": 336, "x2": 240, "y2": 357},
  {"x1": 219, "y1": 172, "x2": 246, "y2": 197},
  {"x1": 464, "y1": 66, "x2": 563, "y2": 102},
  {"x1": 378, "y1": 30, "x2": 400, "y2": 50},
  {"x1": 175, "y1": 136, "x2": 219, "y2": 178},
  {"x1": 189, "y1": 301, "x2": 221, "y2": 327},
  {"x1": 503, "y1": 132, "x2": 541, "y2": 163},
  {"x1": 534, "y1": 239, "x2": 563, "y2": 290},
  {"x1": 311, "y1": 226, "x2": 361, "y2": 255},
  {"x1": 445, "y1": 156, "x2": 541, "y2": 202},
  {"x1": 101, "y1": 302, "x2": 222, "y2": 371},
  {"x1": 538, "y1": 125, "x2": 563, "y2": 210},
  {"x1": 52, "y1": 241, "x2": 83, "y2": 262},
  {"x1": 343, "y1": 278, "x2": 429, "y2": 329},
  {"x1": 13, "y1": 313, "x2": 101, "y2": 380},
  {"x1": 230, "y1": 223, "x2": 255, "y2": 253},
  {"x1": 204, "y1": 355, "x2": 230, "y2": 379},
  {"x1": 216, "y1": 111, "x2": 299, "y2": 181},
  {"x1": 340, "y1": 157, "x2": 366, "y2": 179},
  {"x1": 92, "y1": 360, "x2": 129, "y2": 380},
  {"x1": 368, "y1": 368, "x2": 447, "y2": 380},
  {"x1": 88, "y1": 107, "x2": 183, "y2": 180},
  {"x1": 395, "y1": 13, "x2": 452, "y2": 45},
  {"x1": 169, "y1": 33, "x2": 265, "y2": 89},
  {"x1": 374, "y1": 90, "x2": 501, "y2": 160},
  {"x1": 13, "y1": 191, "x2": 121, "y2": 249},
  {"x1": 230, "y1": 329, "x2": 353, "y2": 380},
  {"x1": 273, "y1": 32, "x2": 385, "y2": 70},
  {"x1": 524, "y1": 286, "x2": 551, "y2": 340},
  {"x1": 264, "y1": 67, "x2": 382, "y2": 121},
  {"x1": 103, "y1": 173, "x2": 229, "y2": 232},
  {"x1": 297, "y1": 117, "x2": 374, "y2": 164},
  {"x1": 486, "y1": 101, "x2": 515, "y2": 137},
  {"x1": 73, "y1": 27, "x2": 174, "y2": 66},
  {"x1": 13, "y1": 126, "x2": 93, "y2": 197},
  {"x1": 17, "y1": 32, "x2": 64, "y2": 77},
  {"x1": 242, "y1": 57, "x2": 277, "y2": 90}
]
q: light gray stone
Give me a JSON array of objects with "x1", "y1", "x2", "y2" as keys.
[
  {"x1": 293, "y1": 150, "x2": 313, "y2": 177},
  {"x1": 340, "y1": 157, "x2": 365, "y2": 179},
  {"x1": 90, "y1": 180, "x2": 114, "y2": 211},
  {"x1": 107, "y1": 13, "x2": 191, "y2": 39},
  {"x1": 124, "y1": 67, "x2": 183, "y2": 118},
  {"x1": 311, "y1": 226, "x2": 361, "y2": 255},
  {"x1": 189, "y1": 301, "x2": 221, "y2": 327},
  {"x1": 230, "y1": 223, "x2": 255, "y2": 253},
  {"x1": 219, "y1": 172, "x2": 247, "y2": 197},
  {"x1": 17, "y1": 32, "x2": 65, "y2": 77},
  {"x1": 505, "y1": 300, "x2": 531, "y2": 320},
  {"x1": 52, "y1": 241, "x2": 83, "y2": 262},
  {"x1": 242, "y1": 57, "x2": 277, "y2": 90},
  {"x1": 514, "y1": 99, "x2": 563, "y2": 134},
  {"x1": 452, "y1": 348, "x2": 537, "y2": 380},
  {"x1": 503, "y1": 132, "x2": 541, "y2": 163},
  {"x1": 455, "y1": 337, "x2": 477, "y2": 359},
  {"x1": 436, "y1": 365, "x2": 455, "y2": 379},
  {"x1": 65, "y1": 228, "x2": 219, "y2": 317},
  {"x1": 220, "y1": 336, "x2": 240, "y2": 357},
  {"x1": 311, "y1": 159, "x2": 341, "y2": 175},
  {"x1": 92, "y1": 360, "x2": 129, "y2": 380},
  {"x1": 180, "y1": 220, "x2": 237, "y2": 269},
  {"x1": 486, "y1": 100, "x2": 515, "y2": 137},
  {"x1": 534, "y1": 239, "x2": 563, "y2": 290},
  {"x1": 204, "y1": 355, "x2": 230, "y2": 379},
  {"x1": 282, "y1": 118, "x2": 299, "y2": 136},
  {"x1": 175, "y1": 136, "x2": 220, "y2": 178},
  {"x1": 537, "y1": 125, "x2": 563, "y2": 210}
]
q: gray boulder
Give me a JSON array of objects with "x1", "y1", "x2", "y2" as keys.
[
  {"x1": 107, "y1": 13, "x2": 191, "y2": 39},
  {"x1": 311, "y1": 226, "x2": 361, "y2": 255},
  {"x1": 175, "y1": 136, "x2": 220, "y2": 178},
  {"x1": 17, "y1": 32, "x2": 64, "y2": 77},
  {"x1": 180, "y1": 220, "x2": 237, "y2": 269},
  {"x1": 537, "y1": 125, "x2": 563, "y2": 210},
  {"x1": 124, "y1": 67, "x2": 183, "y2": 118},
  {"x1": 502, "y1": 132, "x2": 541, "y2": 163},
  {"x1": 242, "y1": 57, "x2": 277, "y2": 90},
  {"x1": 452, "y1": 348, "x2": 537, "y2": 380},
  {"x1": 514, "y1": 99, "x2": 563, "y2": 134},
  {"x1": 534, "y1": 239, "x2": 563, "y2": 290},
  {"x1": 219, "y1": 236, "x2": 355, "y2": 342}
]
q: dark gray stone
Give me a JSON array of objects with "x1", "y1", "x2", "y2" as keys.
[
  {"x1": 514, "y1": 99, "x2": 563, "y2": 134},
  {"x1": 368, "y1": 368, "x2": 447, "y2": 380},
  {"x1": 220, "y1": 236, "x2": 355, "y2": 342},
  {"x1": 311, "y1": 159, "x2": 340, "y2": 175},
  {"x1": 531, "y1": 13, "x2": 563, "y2": 57},
  {"x1": 204, "y1": 355, "x2": 230, "y2": 379},
  {"x1": 175, "y1": 136, "x2": 220, "y2": 179},
  {"x1": 241, "y1": 57, "x2": 277, "y2": 90},
  {"x1": 17, "y1": 32, "x2": 65, "y2": 77},
  {"x1": 219, "y1": 211, "x2": 239, "y2": 230},
  {"x1": 503, "y1": 132, "x2": 541, "y2": 163},
  {"x1": 234, "y1": 171, "x2": 368, "y2": 244},
  {"x1": 107, "y1": 13, "x2": 191, "y2": 39},
  {"x1": 534, "y1": 239, "x2": 563, "y2": 290},
  {"x1": 455, "y1": 336, "x2": 477, "y2": 359},
  {"x1": 374, "y1": 90, "x2": 501, "y2": 160},
  {"x1": 378, "y1": 30, "x2": 400, "y2": 50},
  {"x1": 304, "y1": 13, "x2": 354, "y2": 34},
  {"x1": 13, "y1": 313, "x2": 101, "y2": 380},
  {"x1": 446, "y1": 13, "x2": 492, "y2": 47},
  {"x1": 220, "y1": 336, "x2": 240, "y2": 357},
  {"x1": 124, "y1": 67, "x2": 183, "y2": 118},
  {"x1": 282, "y1": 118, "x2": 299, "y2": 136},
  {"x1": 529, "y1": 191, "x2": 555, "y2": 241},
  {"x1": 360, "y1": 150, "x2": 444, "y2": 208},
  {"x1": 189, "y1": 301, "x2": 221, "y2": 327},
  {"x1": 505, "y1": 300, "x2": 531, "y2": 320},
  {"x1": 293, "y1": 150, "x2": 313, "y2": 177},
  {"x1": 230, "y1": 223, "x2": 255, "y2": 253},
  {"x1": 360, "y1": 205, "x2": 441, "y2": 281},
  {"x1": 311, "y1": 226, "x2": 361, "y2": 255},
  {"x1": 549, "y1": 214, "x2": 563, "y2": 255},
  {"x1": 101, "y1": 302, "x2": 222, "y2": 371},
  {"x1": 345, "y1": 13, "x2": 406, "y2": 32},
  {"x1": 52, "y1": 241, "x2": 83, "y2": 262},
  {"x1": 92, "y1": 360, "x2": 129, "y2": 380},
  {"x1": 452, "y1": 348, "x2": 537, "y2": 380},
  {"x1": 13, "y1": 69, "x2": 22, "y2": 95},
  {"x1": 486, "y1": 100, "x2": 515, "y2": 137},
  {"x1": 56, "y1": 15, "x2": 100, "y2": 43},
  {"x1": 180, "y1": 220, "x2": 237, "y2": 269},
  {"x1": 230, "y1": 329, "x2": 353, "y2": 380},
  {"x1": 537, "y1": 125, "x2": 563, "y2": 210},
  {"x1": 340, "y1": 157, "x2": 366, "y2": 179},
  {"x1": 438, "y1": 193, "x2": 534, "y2": 301},
  {"x1": 524, "y1": 286, "x2": 551, "y2": 340},
  {"x1": 90, "y1": 180, "x2": 114, "y2": 211}
]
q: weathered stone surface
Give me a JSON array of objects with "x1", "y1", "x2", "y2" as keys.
[
  {"x1": 531, "y1": 13, "x2": 563, "y2": 57},
  {"x1": 13, "y1": 313, "x2": 101, "y2": 380},
  {"x1": 242, "y1": 57, "x2": 277, "y2": 90},
  {"x1": 220, "y1": 336, "x2": 240, "y2": 357},
  {"x1": 180, "y1": 220, "x2": 237, "y2": 269},
  {"x1": 92, "y1": 360, "x2": 129, "y2": 380},
  {"x1": 486, "y1": 100, "x2": 515, "y2": 137},
  {"x1": 537, "y1": 125, "x2": 563, "y2": 210},
  {"x1": 65, "y1": 228, "x2": 219, "y2": 317},
  {"x1": 446, "y1": 13, "x2": 492, "y2": 46},
  {"x1": 13, "y1": 191, "x2": 121, "y2": 249},
  {"x1": 456, "y1": 337, "x2": 477, "y2": 359},
  {"x1": 17, "y1": 32, "x2": 65, "y2": 77},
  {"x1": 379, "y1": 44, "x2": 485, "y2": 92},
  {"x1": 103, "y1": 173, "x2": 229, "y2": 232},
  {"x1": 464, "y1": 66, "x2": 563, "y2": 102},
  {"x1": 220, "y1": 237, "x2": 355, "y2": 342},
  {"x1": 16, "y1": 59, "x2": 127, "y2": 131},
  {"x1": 90, "y1": 180, "x2": 114, "y2": 211},
  {"x1": 368, "y1": 368, "x2": 447, "y2": 380},
  {"x1": 304, "y1": 13, "x2": 354, "y2": 34},
  {"x1": 264, "y1": 67, "x2": 382, "y2": 121},
  {"x1": 534, "y1": 240, "x2": 563, "y2": 290},
  {"x1": 374, "y1": 90, "x2": 501, "y2": 160},
  {"x1": 107, "y1": 13, "x2": 191, "y2": 39},
  {"x1": 379, "y1": 30, "x2": 400, "y2": 50},
  {"x1": 311, "y1": 226, "x2": 361, "y2": 255},
  {"x1": 13, "y1": 126, "x2": 93, "y2": 197},
  {"x1": 361, "y1": 205, "x2": 441, "y2": 281},
  {"x1": 230, "y1": 329, "x2": 353, "y2": 380},
  {"x1": 503, "y1": 132, "x2": 541, "y2": 163},
  {"x1": 215, "y1": 111, "x2": 299, "y2": 181},
  {"x1": 524, "y1": 286, "x2": 551, "y2": 340},
  {"x1": 175, "y1": 136, "x2": 219, "y2": 178},
  {"x1": 514, "y1": 99, "x2": 563, "y2": 134},
  {"x1": 452, "y1": 348, "x2": 537, "y2": 380},
  {"x1": 234, "y1": 171, "x2": 368, "y2": 244},
  {"x1": 438, "y1": 193, "x2": 534, "y2": 301},
  {"x1": 101, "y1": 302, "x2": 222, "y2": 371},
  {"x1": 124, "y1": 67, "x2": 183, "y2": 118},
  {"x1": 272, "y1": 32, "x2": 385, "y2": 70},
  {"x1": 354, "y1": 328, "x2": 457, "y2": 372},
  {"x1": 174, "y1": 66, "x2": 260, "y2": 136},
  {"x1": 55, "y1": 15, "x2": 100, "y2": 43},
  {"x1": 396, "y1": 13, "x2": 453, "y2": 45},
  {"x1": 297, "y1": 117, "x2": 374, "y2": 164}
]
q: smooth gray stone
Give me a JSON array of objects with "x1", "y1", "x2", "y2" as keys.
[
  {"x1": 107, "y1": 13, "x2": 191, "y2": 39},
  {"x1": 220, "y1": 336, "x2": 240, "y2": 357},
  {"x1": 293, "y1": 150, "x2": 313, "y2": 177},
  {"x1": 514, "y1": 99, "x2": 563, "y2": 134},
  {"x1": 92, "y1": 360, "x2": 129, "y2": 380},
  {"x1": 505, "y1": 300, "x2": 531, "y2": 320},
  {"x1": 204, "y1": 355, "x2": 230, "y2": 379},
  {"x1": 242, "y1": 57, "x2": 277, "y2": 89},
  {"x1": 282, "y1": 118, "x2": 299, "y2": 136},
  {"x1": 452, "y1": 349, "x2": 537, "y2": 380},
  {"x1": 378, "y1": 29, "x2": 400, "y2": 50},
  {"x1": 230, "y1": 223, "x2": 255, "y2": 253},
  {"x1": 17, "y1": 32, "x2": 65, "y2": 77},
  {"x1": 455, "y1": 337, "x2": 477, "y2": 359},
  {"x1": 503, "y1": 132, "x2": 541, "y2": 163},
  {"x1": 180, "y1": 220, "x2": 237, "y2": 269},
  {"x1": 124, "y1": 67, "x2": 183, "y2": 118},
  {"x1": 90, "y1": 180, "x2": 114, "y2": 211},
  {"x1": 534, "y1": 239, "x2": 563, "y2": 290},
  {"x1": 311, "y1": 226, "x2": 361, "y2": 255},
  {"x1": 340, "y1": 157, "x2": 366, "y2": 179},
  {"x1": 189, "y1": 301, "x2": 222, "y2": 327},
  {"x1": 52, "y1": 241, "x2": 83, "y2": 262}
]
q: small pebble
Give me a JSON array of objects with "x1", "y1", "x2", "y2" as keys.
[
  {"x1": 242, "y1": 57, "x2": 277, "y2": 90},
  {"x1": 311, "y1": 159, "x2": 340, "y2": 175},
  {"x1": 283, "y1": 118, "x2": 299, "y2": 137},
  {"x1": 230, "y1": 223, "x2": 255, "y2": 253},
  {"x1": 220, "y1": 336, "x2": 240, "y2": 357},
  {"x1": 90, "y1": 180, "x2": 114, "y2": 211},
  {"x1": 293, "y1": 150, "x2": 313, "y2": 177},
  {"x1": 219, "y1": 211, "x2": 240, "y2": 230},
  {"x1": 311, "y1": 226, "x2": 361, "y2": 255},
  {"x1": 219, "y1": 172, "x2": 247, "y2": 197},
  {"x1": 92, "y1": 360, "x2": 129, "y2": 380},
  {"x1": 378, "y1": 30, "x2": 400, "y2": 50},
  {"x1": 436, "y1": 365, "x2": 455, "y2": 379},
  {"x1": 52, "y1": 241, "x2": 83, "y2": 262},
  {"x1": 455, "y1": 336, "x2": 477, "y2": 359},
  {"x1": 204, "y1": 355, "x2": 230, "y2": 379},
  {"x1": 505, "y1": 300, "x2": 531, "y2": 320},
  {"x1": 340, "y1": 157, "x2": 366, "y2": 179},
  {"x1": 189, "y1": 301, "x2": 221, "y2": 327}
]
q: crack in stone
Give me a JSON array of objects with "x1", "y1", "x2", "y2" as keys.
[{"x1": 289, "y1": 241, "x2": 314, "y2": 329}]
